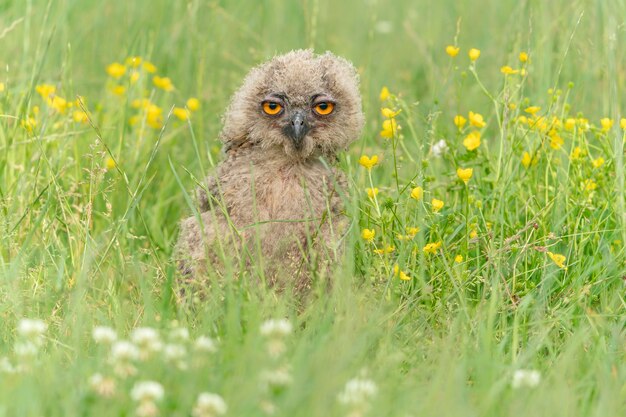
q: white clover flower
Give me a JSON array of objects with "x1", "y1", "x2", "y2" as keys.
[
  {"x1": 259, "y1": 400, "x2": 276, "y2": 416},
  {"x1": 163, "y1": 343, "x2": 186, "y2": 361},
  {"x1": 131, "y1": 327, "x2": 160, "y2": 345},
  {"x1": 131, "y1": 327, "x2": 163, "y2": 358},
  {"x1": 431, "y1": 139, "x2": 449, "y2": 157},
  {"x1": 260, "y1": 319, "x2": 293, "y2": 338},
  {"x1": 261, "y1": 366, "x2": 293, "y2": 388},
  {"x1": 338, "y1": 377, "x2": 378, "y2": 406},
  {"x1": 0, "y1": 357, "x2": 16, "y2": 374},
  {"x1": 374, "y1": 21, "x2": 393, "y2": 34},
  {"x1": 512, "y1": 369, "x2": 541, "y2": 388},
  {"x1": 92, "y1": 326, "x2": 118, "y2": 344},
  {"x1": 89, "y1": 373, "x2": 116, "y2": 397},
  {"x1": 110, "y1": 340, "x2": 140, "y2": 362},
  {"x1": 169, "y1": 327, "x2": 190, "y2": 342},
  {"x1": 14, "y1": 341, "x2": 39, "y2": 358},
  {"x1": 131, "y1": 381, "x2": 164, "y2": 403},
  {"x1": 136, "y1": 401, "x2": 159, "y2": 417},
  {"x1": 192, "y1": 392, "x2": 228, "y2": 417},
  {"x1": 267, "y1": 339, "x2": 287, "y2": 358},
  {"x1": 162, "y1": 343, "x2": 188, "y2": 370},
  {"x1": 194, "y1": 336, "x2": 218, "y2": 353},
  {"x1": 17, "y1": 318, "x2": 48, "y2": 340}
]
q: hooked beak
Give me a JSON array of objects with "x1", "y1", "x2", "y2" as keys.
[{"x1": 283, "y1": 110, "x2": 309, "y2": 150}]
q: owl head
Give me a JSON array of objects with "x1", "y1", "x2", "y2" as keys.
[{"x1": 220, "y1": 50, "x2": 365, "y2": 160}]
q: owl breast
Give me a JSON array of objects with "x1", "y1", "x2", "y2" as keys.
[{"x1": 225, "y1": 157, "x2": 336, "y2": 228}]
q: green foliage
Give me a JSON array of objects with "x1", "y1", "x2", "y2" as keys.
[{"x1": 0, "y1": 1, "x2": 625, "y2": 416}]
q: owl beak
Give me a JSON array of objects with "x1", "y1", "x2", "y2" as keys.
[{"x1": 285, "y1": 110, "x2": 309, "y2": 149}]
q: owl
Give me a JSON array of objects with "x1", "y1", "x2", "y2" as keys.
[{"x1": 176, "y1": 49, "x2": 364, "y2": 293}]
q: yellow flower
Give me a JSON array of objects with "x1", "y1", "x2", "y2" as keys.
[
  {"x1": 423, "y1": 241, "x2": 442, "y2": 255},
  {"x1": 374, "y1": 245, "x2": 395, "y2": 255},
  {"x1": 105, "y1": 157, "x2": 116, "y2": 171},
  {"x1": 21, "y1": 117, "x2": 37, "y2": 134},
  {"x1": 454, "y1": 115, "x2": 467, "y2": 129},
  {"x1": 406, "y1": 226, "x2": 420, "y2": 236},
  {"x1": 600, "y1": 117, "x2": 613, "y2": 132},
  {"x1": 358, "y1": 155, "x2": 379, "y2": 170},
  {"x1": 35, "y1": 84, "x2": 56, "y2": 99},
  {"x1": 361, "y1": 228, "x2": 375, "y2": 242},
  {"x1": 577, "y1": 118, "x2": 590, "y2": 131},
  {"x1": 398, "y1": 271, "x2": 410, "y2": 281},
  {"x1": 500, "y1": 66, "x2": 519, "y2": 75},
  {"x1": 125, "y1": 56, "x2": 142, "y2": 67},
  {"x1": 106, "y1": 62, "x2": 126, "y2": 78},
  {"x1": 521, "y1": 151, "x2": 540, "y2": 168},
  {"x1": 519, "y1": 52, "x2": 529, "y2": 63},
  {"x1": 549, "y1": 134, "x2": 564, "y2": 150},
  {"x1": 143, "y1": 61, "x2": 157, "y2": 73},
  {"x1": 620, "y1": 118, "x2": 626, "y2": 130},
  {"x1": 379, "y1": 86, "x2": 390, "y2": 101},
  {"x1": 454, "y1": 255, "x2": 463, "y2": 263},
  {"x1": 153, "y1": 76, "x2": 174, "y2": 92},
  {"x1": 110, "y1": 85, "x2": 126, "y2": 96},
  {"x1": 468, "y1": 111, "x2": 486, "y2": 128},
  {"x1": 173, "y1": 107, "x2": 189, "y2": 121},
  {"x1": 46, "y1": 95, "x2": 68, "y2": 114},
  {"x1": 381, "y1": 108, "x2": 401, "y2": 118},
  {"x1": 564, "y1": 118, "x2": 576, "y2": 131},
  {"x1": 463, "y1": 131, "x2": 481, "y2": 151},
  {"x1": 380, "y1": 118, "x2": 398, "y2": 139},
  {"x1": 547, "y1": 251, "x2": 567, "y2": 269},
  {"x1": 524, "y1": 106, "x2": 541, "y2": 115},
  {"x1": 145, "y1": 104, "x2": 164, "y2": 129},
  {"x1": 457, "y1": 167, "x2": 473, "y2": 184},
  {"x1": 592, "y1": 157, "x2": 604, "y2": 168},
  {"x1": 528, "y1": 116, "x2": 548, "y2": 132},
  {"x1": 410, "y1": 186, "x2": 423, "y2": 201},
  {"x1": 468, "y1": 48, "x2": 481, "y2": 61},
  {"x1": 366, "y1": 188, "x2": 379, "y2": 199},
  {"x1": 584, "y1": 179, "x2": 597, "y2": 191},
  {"x1": 0, "y1": 82, "x2": 4, "y2": 92},
  {"x1": 397, "y1": 226, "x2": 420, "y2": 241},
  {"x1": 131, "y1": 98, "x2": 151, "y2": 109},
  {"x1": 570, "y1": 146, "x2": 583, "y2": 160},
  {"x1": 186, "y1": 97, "x2": 200, "y2": 112},
  {"x1": 431, "y1": 198, "x2": 444, "y2": 212},
  {"x1": 445, "y1": 45, "x2": 460, "y2": 57},
  {"x1": 130, "y1": 71, "x2": 140, "y2": 84},
  {"x1": 393, "y1": 264, "x2": 410, "y2": 280},
  {"x1": 72, "y1": 110, "x2": 88, "y2": 123}
]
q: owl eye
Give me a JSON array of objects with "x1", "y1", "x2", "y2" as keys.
[
  {"x1": 314, "y1": 102, "x2": 334, "y2": 116},
  {"x1": 262, "y1": 101, "x2": 283, "y2": 115}
]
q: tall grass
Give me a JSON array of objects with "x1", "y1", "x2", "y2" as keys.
[{"x1": 0, "y1": 1, "x2": 624, "y2": 416}]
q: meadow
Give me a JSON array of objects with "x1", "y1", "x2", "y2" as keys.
[{"x1": 0, "y1": 0, "x2": 625, "y2": 416}]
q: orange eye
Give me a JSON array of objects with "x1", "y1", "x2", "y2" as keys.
[
  {"x1": 263, "y1": 101, "x2": 283, "y2": 115},
  {"x1": 314, "y1": 102, "x2": 334, "y2": 115}
]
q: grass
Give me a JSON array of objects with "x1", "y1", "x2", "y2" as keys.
[{"x1": 0, "y1": 0, "x2": 625, "y2": 416}]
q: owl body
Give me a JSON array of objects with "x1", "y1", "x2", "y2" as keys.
[{"x1": 176, "y1": 50, "x2": 363, "y2": 290}]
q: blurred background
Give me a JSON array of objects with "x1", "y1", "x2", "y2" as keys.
[
  {"x1": 1, "y1": 0, "x2": 624, "y2": 134},
  {"x1": 0, "y1": 2, "x2": 624, "y2": 416}
]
